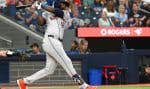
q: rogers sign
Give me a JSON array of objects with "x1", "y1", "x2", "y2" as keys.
[
  {"x1": 101, "y1": 28, "x2": 131, "y2": 36},
  {"x1": 77, "y1": 27, "x2": 150, "y2": 37}
]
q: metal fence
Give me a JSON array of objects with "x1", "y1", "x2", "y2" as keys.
[
  {"x1": 0, "y1": 39, "x2": 12, "y2": 49},
  {"x1": 8, "y1": 61, "x2": 81, "y2": 85}
]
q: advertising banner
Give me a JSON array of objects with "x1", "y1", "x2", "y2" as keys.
[{"x1": 78, "y1": 27, "x2": 150, "y2": 37}]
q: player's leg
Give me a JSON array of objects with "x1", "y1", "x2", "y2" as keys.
[
  {"x1": 24, "y1": 53, "x2": 57, "y2": 84},
  {"x1": 46, "y1": 38, "x2": 77, "y2": 77},
  {"x1": 17, "y1": 53, "x2": 57, "y2": 89},
  {"x1": 47, "y1": 38, "x2": 96, "y2": 89},
  {"x1": 54, "y1": 47, "x2": 96, "y2": 89}
]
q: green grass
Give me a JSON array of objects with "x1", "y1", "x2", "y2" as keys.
[
  {"x1": 3, "y1": 85, "x2": 150, "y2": 89},
  {"x1": 29, "y1": 86, "x2": 150, "y2": 89}
]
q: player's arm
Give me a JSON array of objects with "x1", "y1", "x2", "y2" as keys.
[
  {"x1": 37, "y1": 3, "x2": 55, "y2": 26},
  {"x1": 43, "y1": 6, "x2": 55, "y2": 12},
  {"x1": 41, "y1": 2, "x2": 55, "y2": 13}
]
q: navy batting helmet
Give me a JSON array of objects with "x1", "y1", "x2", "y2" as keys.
[{"x1": 53, "y1": 8, "x2": 64, "y2": 19}]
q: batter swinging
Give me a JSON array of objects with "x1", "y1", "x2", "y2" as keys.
[{"x1": 17, "y1": 1, "x2": 96, "y2": 89}]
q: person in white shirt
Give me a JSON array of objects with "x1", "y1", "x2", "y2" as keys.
[
  {"x1": 98, "y1": 11, "x2": 113, "y2": 27},
  {"x1": 102, "y1": 0, "x2": 116, "y2": 17}
]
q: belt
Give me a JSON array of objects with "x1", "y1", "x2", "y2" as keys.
[{"x1": 48, "y1": 35, "x2": 63, "y2": 42}]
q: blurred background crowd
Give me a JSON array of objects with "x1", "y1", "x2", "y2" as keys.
[
  {"x1": 0, "y1": 0, "x2": 149, "y2": 54},
  {"x1": 0, "y1": 0, "x2": 149, "y2": 33}
]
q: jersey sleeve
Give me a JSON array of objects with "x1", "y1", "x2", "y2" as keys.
[{"x1": 42, "y1": 11, "x2": 54, "y2": 19}]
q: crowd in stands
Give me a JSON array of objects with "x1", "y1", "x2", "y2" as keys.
[
  {"x1": 0, "y1": 0, "x2": 149, "y2": 54},
  {"x1": 69, "y1": 39, "x2": 90, "y2": 54},
  {"x1": 0, "y1": 0, "x2": 149, "y2": 33}
]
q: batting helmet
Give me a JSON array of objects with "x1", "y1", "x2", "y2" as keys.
[{"x1": 53, "y1": 8, "x2": 64, "y2": 19}]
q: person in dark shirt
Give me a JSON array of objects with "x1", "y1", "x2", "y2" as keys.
[
  {"x1": 140, "y1": 65, "x2": 150, "y2": 83},
  {"x1": 30, "y1": 43, "x2": 41, "y2": 54},
  {"x1": 70, "y1": 40, "x2": 79, "y2": 54}
]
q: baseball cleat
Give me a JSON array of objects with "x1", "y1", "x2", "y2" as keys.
[
  {"x1": 86, "y1": 85, "x2": 97, "y2": 89},
  {"x1": 17, "y1": 79, "x2": 26, "y2": 89}
]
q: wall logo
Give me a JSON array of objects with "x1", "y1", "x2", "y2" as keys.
[
  {"x1": 100, "y1": 28, "x2": 130, "y2": 36},
  {"x1": 78, "y1": 27, "x2": 149, "y2": 37},
  {"x1": 134, "y1": 28, "x2": 142, "y2": 35}
]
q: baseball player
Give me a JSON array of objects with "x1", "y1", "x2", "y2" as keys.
[{"x1": 17, "y1": 1, "x2": 97, "y2": 89}]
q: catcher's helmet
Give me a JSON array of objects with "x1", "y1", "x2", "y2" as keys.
[{"x1": 53, "y1": 8, "x2": 64, "y2": 19}]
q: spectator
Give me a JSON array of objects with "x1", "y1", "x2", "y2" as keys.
[
  {"x1": 2, "y1": 0, "x2": 148, "y2": 36},
  {"x1": 69, "y1": 40, "x2": 79, "y2": 53},
  {"x1": 118, "y1": 0, "x2": 127, "y2": 6},
  {"x1": 133, "y1": 14, "x2": 142, "y2": 27},
  {"x1": 132, "y1": 0, "x2": 141, "y2": 5},
  {"x1": 54, "y1": 0, "x2": 62, "y2": 8},
  {"x1": 30, "y1": 43, "x2": 41, "y2": 54},
  {"x1": 16, "y1": 0, "x2": 26, "y2": 6},
  {"x1": 46, "y1": 0, "x2": 55, "y2": 6},
  {"x1": 83, "y1": 0, "x2": 94, "y2": 7},
  {"x1": 91, "y1": 0, "x2": 102, "y2": 12},
  {"x1": 79, "y1": 39, "x2": 90, "y2": 54},
  {"x1": 72, "y1": 9, "x2": 85, "y2": 28},
  {"x1": 90, "y1": 0, "x2": 103, "y2": 26},
  {"x1": 140, "y1": 0, "x2": 150, "y2": 14},
  {"x1": 114, "y1": 5, "x2": 128, "y2": 27},
  {"x1": 73, "y1": 0, "x2": 81, "y2": 7},
  {"x1": 78, "y1": 3, "x2": 91, "y2": 20},
  {"x1": 25, "y1": 0, "x2": 35, "y2": 5},
  {"x1": 72, "y1": 9, "x2": 81, "y2": 19},
  {"x1": 128, "y1": 3, "x2": 146, "y2": 27},
  {"x1": 100, "y1": 0, "x2": 107, "y2": 7},
  {"x1": 140, "y1": 65, "x2": 150, "y2": 83},
  {"x1": 0, "y1": 0, "x2": 7, "y2": 12},
  {"x1": 84, "y1": 18, "x2": 91, "y2": 27},
  {"x1": 15, "y1": 9, "x2": 26, "y2": 23},
  {"x1": 117, "y1": 0, "x2": 130, "y2": 14},
  {"x1": 59, "y1": 1, "x2": 72, "y2": 21},
  {"x1": 102, "y1": 0, "x2": 117, "y2": 17},
  {"x1": 6, "y1": 0, "x2": 17, "y2": 17},
  {"x1": 98, "y1": 11, "x2": 112, "y2": 27},
  {"x1": 25, "y1": 7, "x2": 38, "y2": 31}
]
